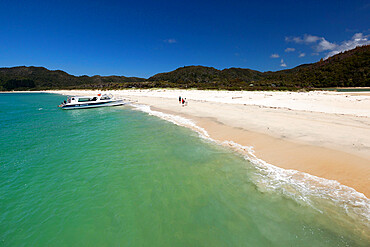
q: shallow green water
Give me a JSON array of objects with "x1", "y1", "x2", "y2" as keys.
[{"x1": 0, "y1": 93, "x2": 368, "y2": 246}]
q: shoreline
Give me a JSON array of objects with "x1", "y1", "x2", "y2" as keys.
[
  {"x1": 14, "y1": 89, "x2": 370, "y2": 197},
  {"x1": 150, "y1": 106, "x2": 370, "y2": 197}
]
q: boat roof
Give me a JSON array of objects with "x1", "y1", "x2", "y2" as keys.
[{"x1": 67, "y1": 94, "x2": 110, "y2": 98}]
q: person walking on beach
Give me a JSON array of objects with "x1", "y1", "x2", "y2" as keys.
[
  {"x1": 181, "y1": 98, "x2": 185, "y2": 106},
  {"x1": 179, "y1": 96, "x2": 181, "y2": 104}
]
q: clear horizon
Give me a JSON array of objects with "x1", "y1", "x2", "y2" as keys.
[{"x1": 0, "y1": 0, "x2": 369, "y2": 78}]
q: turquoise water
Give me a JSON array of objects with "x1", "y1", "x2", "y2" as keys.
[{"x1": 0, "y1": 93, "x2": 368, "y2": 246}]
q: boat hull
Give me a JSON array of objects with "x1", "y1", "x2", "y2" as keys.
[{"x1": 61, "y1": 101, "x2": 126, "y2": 110}]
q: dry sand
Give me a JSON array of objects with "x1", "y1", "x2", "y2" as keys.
[{"x1": 50, "y1": 89, "x2": 370, "y2": 197}]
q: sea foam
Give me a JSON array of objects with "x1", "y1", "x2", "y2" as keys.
[{"x1": 132, "y1": 103, "x2": 370, "y2": 239}]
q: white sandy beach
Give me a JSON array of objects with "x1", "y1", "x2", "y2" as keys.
[{"x1": 49, "y1": 89, "x2": 370, "y2": 197}]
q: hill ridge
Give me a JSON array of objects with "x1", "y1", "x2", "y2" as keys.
[{"x1": 1, "y1": 45, "x2": 369, "y2": 90}]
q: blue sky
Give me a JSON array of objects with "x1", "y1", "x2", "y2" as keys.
[{"x1": 0, "y1": 0, "x2": 369, "y2": 78}]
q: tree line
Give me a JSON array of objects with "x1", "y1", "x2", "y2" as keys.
[{"x1": 1, "y1": 45, "x2": 369, "y2": 91}]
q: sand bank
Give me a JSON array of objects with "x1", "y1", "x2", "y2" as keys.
[{"x1": 50, "y1": 89, "x2": 370, "y2": 197}]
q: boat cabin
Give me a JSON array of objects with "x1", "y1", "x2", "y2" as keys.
[
  {"x1": 67, "y1": 94, "x2": 112, "y2": 104},
  {"x1": 58, "y1": 93, "x2": 124, "y2": 110}
]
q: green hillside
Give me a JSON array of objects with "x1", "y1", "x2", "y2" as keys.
[
  {"x1": 0, "y1": 66, "x2": 145, "y2": 91},
  {"x1": 148, "y1": 66, "x2": 264, "y2": 89},
  {"x1": 148, "y1": 45, "x2": 369, "y2": 90},
  {"x1": 262, "y1": 45, "x2": 369, "y2": 88},
  {"x1": 1, "y1": 45, "x2": 369, "y2": 91}
]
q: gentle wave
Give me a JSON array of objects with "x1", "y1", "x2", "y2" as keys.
[
  {"x1": 132, "y1": 103, "x2": 370, "y2": 239},
  {"x1": 132, "y1": 104, "x2": 210, "y2": 139}
]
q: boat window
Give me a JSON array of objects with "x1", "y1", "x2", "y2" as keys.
[
  {"x1": 92, "y1": 97, "x2": 97, "y2": 101},
  {"x1": 78, "y1": 98, "x2": 92, "y2": 102},
  {"x1": 100, "y1": 96, "x2": 111, "y2": 100}
]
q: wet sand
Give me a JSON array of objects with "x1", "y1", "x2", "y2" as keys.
[{"x1": 49, "y1": 89, "x2": 370, "y2": 197}]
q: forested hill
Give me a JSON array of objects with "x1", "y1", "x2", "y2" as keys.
[
  {"x1": 0, "y1": 66, "x2": 145, "y2": 91},
  {"x1": 149, "y1": 66, "x2": 264, "y2": 85},
  {"x1": 261, "y1": 45, "x2": 369, "y2": 88},
  {"x1": 148, "y1": 45, "x2": 369, "y2": 89},
  {"x1": 0, "y1": 45, "x2": 369, "y2": 91}
]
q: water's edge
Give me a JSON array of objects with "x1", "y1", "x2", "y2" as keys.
[
  {"x1": 2, "y1": 92, "x2": 369, "y2": 246},
  {"x1": 131, "y1": 103, "x2": 370, "y2": 239}
]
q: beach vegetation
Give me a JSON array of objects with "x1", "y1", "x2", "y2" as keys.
[{"x1": 0, "y1": 45, "x2": 368, "y2": 91}]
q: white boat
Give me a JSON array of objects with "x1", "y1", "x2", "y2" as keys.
[{"x1": 58, "y1": 93, "x2": 126, "y2": 110}]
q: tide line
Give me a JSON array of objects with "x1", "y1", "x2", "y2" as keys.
[{"x1": 131, "y1": 103, "x2": 370, "y2": 235}]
